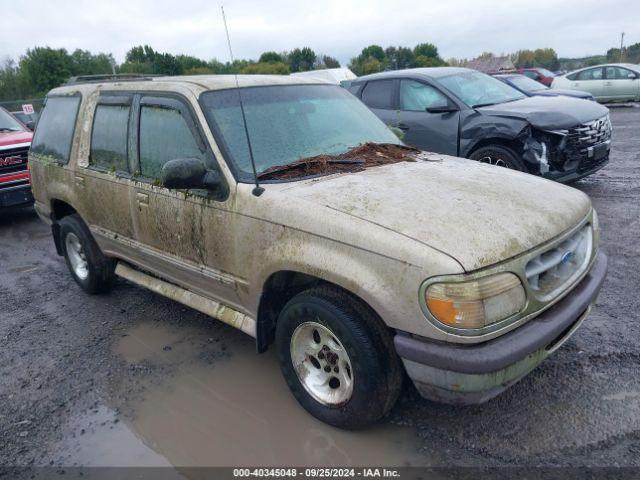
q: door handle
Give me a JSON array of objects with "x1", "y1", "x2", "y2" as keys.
[
  {"x1": 604, "y1": 81, "x2": 612, "y2": 86},
  {"x1": 396, "y1": 123, "x2": 410, "y2": 131},
  {"x1": 136, "y1": 192, "x2": 149, "y2": 207},
  {"x1": 74, "y1": 175, "x2": 85, "y2": 188}
]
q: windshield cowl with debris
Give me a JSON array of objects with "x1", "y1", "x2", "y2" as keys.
[{"x1": 257, "y1": 143, "x2": 421, "y2": 180}]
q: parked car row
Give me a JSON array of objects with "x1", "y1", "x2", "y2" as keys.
[
  {"x1": 493, "y1": 73, "x2": 595, "y2": 101},
  {"x1": 25, "y1": 71, "x2": 607, "y2": 429},
  {"x1": 349, "y1": 67, "x2": 611, "y2": 183}
]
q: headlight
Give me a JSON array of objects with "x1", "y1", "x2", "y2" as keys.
[{"x1": 425, "y1": 273, "x2": 526, "y2": 329}]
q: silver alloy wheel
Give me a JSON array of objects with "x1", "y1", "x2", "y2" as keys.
[
  {"x1": 479, "y1": 155, "x2": 508, "y2": 167},
  {"x1": 290, "y1": 321, "x2": 354, "y2": 406},
  {"x1": 65, "y1": 232, "x2": 89, "y2": 280}
]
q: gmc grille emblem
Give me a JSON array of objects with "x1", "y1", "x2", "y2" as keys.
[{"x1": 0, "y1": 156, "x2": 23, "y2": 166}]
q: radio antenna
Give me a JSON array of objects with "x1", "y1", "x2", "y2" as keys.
[{"x1": 221, "y1": 6, "x2": 264, "y2": 196}]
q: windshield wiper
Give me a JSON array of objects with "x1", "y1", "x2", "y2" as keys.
[
  {"x1": 257, "y1": 157, "x2": 364, "y2": 180},
  {"x1": 257, "y1": 143, "x2": 418, "y2": 181},
  {"x1": 0, "y1": 127, "x2": 21, "y2": 132}
]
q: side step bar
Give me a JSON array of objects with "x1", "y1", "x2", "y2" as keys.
[{"x1": 115, "y1": 262, "x2": 256, "y2": 337}]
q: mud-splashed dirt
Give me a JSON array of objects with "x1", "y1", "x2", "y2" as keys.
[{"x1": 258, "y1": 143, "x2": 419, "y2": 180}]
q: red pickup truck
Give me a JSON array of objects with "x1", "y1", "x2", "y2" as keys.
[{"x1": 0, "y1": 107, "x2": 33, "y2": 209}]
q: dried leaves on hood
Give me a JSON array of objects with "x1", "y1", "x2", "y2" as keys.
[{"x1": 257, "y1": 143, "x2": 419, "y2": 180}]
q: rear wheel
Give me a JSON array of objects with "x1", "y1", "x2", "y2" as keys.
[
  {"x1": 59, "y1": 214, "x2": 116, "y2": 294},
  {"x1": 469, "y1": 145, "x2": 526, "y2": 171},
  {"x1": 275, "y1": 285, "x2": 403, "y2": 429}
]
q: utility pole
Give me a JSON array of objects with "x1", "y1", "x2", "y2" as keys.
[{"x1": 620, "y1": 32, "x2": 625, "y2": 62}]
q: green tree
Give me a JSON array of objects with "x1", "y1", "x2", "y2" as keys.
[
  {"x1": 414, "y1": 55, "x2": 444, "y2": 67},
  {"x1": 288, "y1": 47, "x2": 316, "y2": 72},
  {"x1": 413, "y1": 43, "x2": 439, "y2": 59},
  {"x1": 318, "y1": 55, "x2": 340, "y2": 69},
  {"x1": 384, "y1": 46, "x2": 414, "y2": 70},
  {"x1": 360, "y1": 56, "x2": 383, "y2": 75},
  {"x1": 121, "y1": 45, "x2": 183, "y2": 75},
  {"x1": 125, "y1": 45, "x2": 156, "y2": 64},
  {"x1": 349, "y1": 45, "x2": 387, "y2": 75},
  {"x1": 259, "y1": 51, "x2": 284, "y2": 63},
  {"x1": 69, "y1": 50, "x2": 115, "y2": 75},
  {"x1": 0, "y1": 58, "x2": 30, "y2": 101},
  {"x1": 176, "y1": 54, "x2": 208, "y2": 72},
  {"x1": 20, "y1": 47, "x2": 72, "y2": 94},
  {"x1": 360, "y1": 45, "x2": 385, "y2": 62},
  {"x1": 533, "y1": 48, "x2": 559, "y2": 70},
  {"x1": 240, "y1": 62, "x2": 290, "y2": 75}
]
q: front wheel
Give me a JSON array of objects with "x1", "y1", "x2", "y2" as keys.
[
  {"x1": 275, "y1": 286, "x2": 403, "y2": 429},
  {"x1": 469, "y1": 145, "x2": 526, "y2": 171}
]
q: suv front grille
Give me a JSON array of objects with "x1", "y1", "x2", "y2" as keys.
[
  {"x1": 525, "y1": 224, "x2": 592, "y2": 299},
  {"x1": 0, "y1": 145, "x2": 30, "y2": 191},
  {"x1": 563, "y1": 115, "x2": 612, "y2": 171}
]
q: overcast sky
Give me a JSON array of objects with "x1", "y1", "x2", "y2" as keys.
[{"x1": 3, "y1": 0, "x2": 638, "y2": 65}]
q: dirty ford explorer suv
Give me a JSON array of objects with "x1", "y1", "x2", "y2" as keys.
[
  {"x1": 30, "y1": 75, "x2": 607, "y2": 429},
  {"x1": 350, "y1": 68, "x2": 612, "y2": 183}
]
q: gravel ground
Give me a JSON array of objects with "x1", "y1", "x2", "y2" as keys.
[{"x1": 0, "y1": 106, "x2": 638, "y2": 473}]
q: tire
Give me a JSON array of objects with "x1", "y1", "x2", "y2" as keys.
[
  {"x1": 275, "y1": 285, "x2": 403, "y2": 429},
  {"x1": 59, "y1": 214, "x2": 116, "y2": 294},
  {"x1": 469, "y1": 145, "x2": 526, "y2": 171}
]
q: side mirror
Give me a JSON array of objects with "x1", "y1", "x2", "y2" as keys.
[
  {"x1": 25, "y1": 121, "x2": 36, "y2": 131},
  {"x1": 628, "y1": 72, "x2": 638, "y2": 80},
  {"x1": 161, "y1": 158, "x2": 223, "y2": 191},
  {"x1": 426, "y1": 103, "x2": 459, "y2": 114}
]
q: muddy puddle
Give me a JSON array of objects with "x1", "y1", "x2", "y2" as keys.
[{"x1": 54, "y1": 321, "x2": 432, "y2": 469}]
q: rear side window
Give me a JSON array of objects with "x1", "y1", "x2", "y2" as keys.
[
  {"x1": 361, "y1": 80, "x2": 394, "y2": 109},
  {"x1": 576, "y1": 68, "x2": 603, "y2": 81},
  {"x1": 90, "y1": 104, "x2": 130, "y2": 172},
  {"x1": 138, "y1": 105, "x2": 205, "y2": 179},
  {"x1": 30, "y1": 95, "x2": 81, "y2": 164},
  {"x1": 605, "y1": 66, "x2": 635, "y2": 80}
]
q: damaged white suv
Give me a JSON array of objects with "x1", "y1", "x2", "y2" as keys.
[{"x1": 30, "y1": 74, "x2": 607, "y2": 429}]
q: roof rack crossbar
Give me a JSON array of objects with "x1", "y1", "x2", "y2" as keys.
[{"x1": 65, "y1": 74, "x2": 163, "y2": 85}]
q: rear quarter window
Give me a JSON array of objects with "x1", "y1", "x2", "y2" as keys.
[
  {"x1": 30, "y1": 95, "x2": 81, "y2": 164},
  {"x1": 90, "y1": 104, "x2": 130, "y2": 172},
  {"x1": 361, "y1": 80, "x2": 394, "y2": 109}
]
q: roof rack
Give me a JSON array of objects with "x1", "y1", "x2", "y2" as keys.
[{"x1": 65, "y1": 74, "x2": 163, "y2": 85}]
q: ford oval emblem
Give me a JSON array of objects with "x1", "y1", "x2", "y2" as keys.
[{"x1": 561, "y1": 251, "x2": 574, "y2": 265}]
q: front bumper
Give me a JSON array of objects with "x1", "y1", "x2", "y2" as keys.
[
  {"x1": 395, "y1": 252, "x2": 608, "y2": 404},
  {"x1": 0, "y1": 184, "x2": 33, "y2": 209},
  {"x1": 543, "y1": 154, "x2": 609, "y2": 183}
]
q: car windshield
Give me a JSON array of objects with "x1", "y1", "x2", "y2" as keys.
[
  {"x1": 200, "y1": 84, "x2": 402, "y2": 181},
  {"x1": 435, "y1": 71, "x2": 525, "y2": 108},
  {"x1": 0, "y1": 108, "x2": 24, "y2": 132},
  {"x1": 508, "y1": 75, "x2": 549, "y2": 92}
]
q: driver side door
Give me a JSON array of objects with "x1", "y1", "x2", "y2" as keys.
[
  {"x1": 569, "y1": 67, "x2": 605, "y2": 99},
  {"x1": 394, "y1": 79, "x2": 459, "y2": 155},
  {"x1": 129, "y1": 93, "x2": 238, "y2": 305}
]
